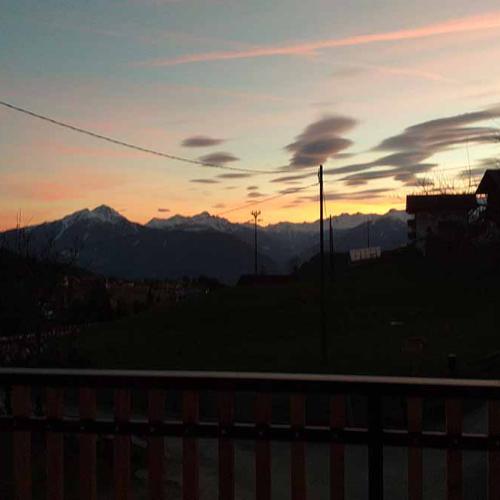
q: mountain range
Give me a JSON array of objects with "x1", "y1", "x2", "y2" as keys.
[{"x1": 0, "y1": 205, "x2": 409, "y2": 283}]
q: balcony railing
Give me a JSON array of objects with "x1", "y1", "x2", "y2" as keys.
[{"x1": 0, "y1": 368, "x2": 499, "y2": 499}]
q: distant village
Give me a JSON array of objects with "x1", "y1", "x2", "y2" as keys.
[{"x1": 0, "y1": 245, "x2": 215, "y2": 364}]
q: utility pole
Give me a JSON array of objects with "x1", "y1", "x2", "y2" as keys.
[
  {"x1": 251, "y1": 210, "x2": 261, "y2": 275},
  {"x1": 329, "y1": 214, "x2": 334, "y2": 281},
  {"x1": 367, "y1": 219, "x2": 371, "y2": 248},
  {"x1": 318, "y1": 165, "x2": 327, "y2": 365}
]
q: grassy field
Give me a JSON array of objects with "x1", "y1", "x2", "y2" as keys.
[{"x1": 42, "y1": 249, "x2": 500, "y2": 377}]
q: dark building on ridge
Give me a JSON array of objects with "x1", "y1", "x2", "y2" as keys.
[
  {"x1": 476, "y1": 169, "x2": 500, "y2": 225},
  {"x1": 406, "y1": 194, "x2": 477, "y2": 254}
]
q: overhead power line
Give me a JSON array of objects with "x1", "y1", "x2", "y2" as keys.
[
  {"x1": 217, "y1": 182, "x2": 318, "y2": 216},
  {"x1": 0, "y1": 99, "x2": 280, "y2": 175}
]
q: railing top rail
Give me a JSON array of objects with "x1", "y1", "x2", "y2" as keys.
[{"x1": 0, "y1": 368, "x2": 499, "y2": 397}]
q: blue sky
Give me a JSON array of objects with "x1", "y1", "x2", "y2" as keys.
[{"x1": 1, "y1": 0, "x2": 500, "y2": 228}]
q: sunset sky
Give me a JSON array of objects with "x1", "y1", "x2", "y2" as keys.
[{"x1": 1, "y1": 0, "x2": 500, "y2": 229}]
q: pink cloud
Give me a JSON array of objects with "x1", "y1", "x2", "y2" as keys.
[
  {"x1": 142, "y1": 11, "x2": 500, "y2": 66},
  {"x1": 0, "y1": 170, "x2": 124, "y2": 202},
  {"x1": 358, "y1": 62, "x2": 455, "y2": 83}
]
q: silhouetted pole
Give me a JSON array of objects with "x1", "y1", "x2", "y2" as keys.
[
  {"x1": 318, "y1": 165, "x2": 327, "y2": 365},
  {"x1": 251, "y1": 210, "x2": 261, "y2": 275},
  {"x1": 367, "y1": 219, "x2": 371, "y2": 248},
  {"x1": 329, "y1": 214, "x2": 334, "y2": 281}
]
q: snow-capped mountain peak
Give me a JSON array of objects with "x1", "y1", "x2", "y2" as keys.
[
  {"x1": 60, "y1": 205, "x2": 126, "y2": 227},
  {"x1": 146, "y1": 212, "x2": 235, "y2": 232},
  {"x1": 90, "y1": 205, "x2": 126, "y2": 224},
  {"x1": 52, "y1": 205, "x2": 130, "y2": 240},
  {"x1": 1, "y1": 204, "x2": 408, "y2": 282}
]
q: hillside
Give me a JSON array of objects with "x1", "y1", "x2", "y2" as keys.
[{"x1": 41, "y1": 248, "x2": 500, "y2": 378}]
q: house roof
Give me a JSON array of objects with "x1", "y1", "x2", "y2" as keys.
[
  {"x1": 406, "y1": 194, "x2": 477, "y2": 214},
  {"x1": 477, "y1": 170, "x2": 500, "y2": 195}
]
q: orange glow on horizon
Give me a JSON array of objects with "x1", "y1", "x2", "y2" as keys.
[{"x1": 0, "y1": 196, "x2": 406, "y2": 232}]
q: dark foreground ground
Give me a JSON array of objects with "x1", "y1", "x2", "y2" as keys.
[
  {"x1": 3, "y1": 249, "x2": 498, "y2": 499},
  {"x1": 40, "y1": 249, "x2": 500, "y2": 378}
]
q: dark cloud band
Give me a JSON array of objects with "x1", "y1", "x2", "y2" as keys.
[
  {"x1": 286, "y1": 115, "x2": 357, "y2": 168},
  {"x1": 182, "y1": 135, "x2": 225, "y2": 148},
  {"x1": 327, "y1": 105, "x2": 500, "y2": 187},
  {"x1": 199, "y1": 151, "x2": 239, "y2": 164}
]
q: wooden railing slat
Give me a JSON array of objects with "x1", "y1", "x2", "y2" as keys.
[
  {"x1": 290, "y1": 394, "x2": 306, "y2": 500},
  {"x1": 488, "y1": 400, "x2": 500, "y2": 499},
  {"x1": 407, "y1": 397, "x2": 423, "y2": 500},
  {"x1": 330, "y1": 395, "x2": 346, "y2": 500},
  {"x1": 255, "y1": 393, "x2": 272, "y2": 500},
  {"x1": 12, "y1": 385, "x2": 31, "y2": 500},
  {"x1": 148, "y1": 389, "x2": 165, "y2": 500},
  {"x1": 445, "y1": 398, "x2": 463, "y2": 500},
  {"x1": 46, "y1": 388, "x2": 64, "y2": 500},
  {"x1": 368, "y1": 396, "x2": 383, "y2": 500},
  {"x1": 79, "y1": 388, "x2": 97, "y2": 500},
  {"x1": 183, "y1": 390, "x2": 199, "y2": 500},
  {"x1": 218, "y1": 391, "x2": 235, "y2": 500},
  {"x1": 114, "y1": 389, "x2": 132, "y2": 500}
]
